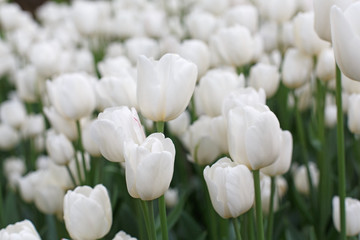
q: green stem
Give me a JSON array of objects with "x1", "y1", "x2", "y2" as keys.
[
  {"x1": 247, "y1": 209, "x2": 255, "y2": 240},
  {"x1": 267, "y1": 176, "x2": 276, "y2": 240},
  {"x1": 76, "y1": 120, "x2": 88, "y2": 185},
  {"x1": 293, "y1": 93, "x2": 315, "y2": 203},
  {"x1": 253, "y1": 169, "x2": 265, "y2": 240},
  {"x1": 73, "y1": 147, "x2": 83, "y2": 185},
  {"x1": 0, "y1": 179, "x2": 4, "y2": 228},
  {"x1": 65, "y1": 165, "x2": 77, "y2": 186},
  {"x1": 140, "y1": 200, "x2": 152, "y2": 239},
  {"x1": 156, "y1": 121, "x2": 165, "y2": 133},
  {"x1": 148, "y1": 200, "x2": 157, "y2": 240},
  {"x1": 159, "y1": 195, "x2": 169, "y2": 240},
  {"x1": 232, "y1": 218, "x2": 242, "y2": 240},
  {"x1": 335, "y1": 64, "x2": 346, "y2": 240},
  {"x1": 316, "y1": 78, "x2": 329, "y2": 240}
]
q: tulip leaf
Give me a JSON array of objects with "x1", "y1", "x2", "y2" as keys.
[{"x1": 167, "y1": 188, "x2": 190, "y2": 230}]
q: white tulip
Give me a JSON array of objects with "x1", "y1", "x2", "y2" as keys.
[
  {"x1": 333, "y1": 196, "x2": 360, "y2": 236},
  {"x1": 64, "y1": 184, "x2": 112, "y2": 240},
  {"x1": 0, "y1": 123, "x2": 20, "y2": 151},
  {"x1": 137, "y1": 53, "x2": 197, "y2": 121},
  {"x1": 91, "y1": 107, "x2": 146, "y2": 162},
  {"x1": 248, "y1": 62, "x2": 280, "y2": 98},
  {"x1": 46, "y1": 130, "x2": 74, "y2": 165},
  {"x1": 330, "y1": 3, "x2": 360, "y2": 81},
  {"x1": 0, "y1": 220, "x2": 41, "y2": 240},
  {"x1": 204, "y1": 157, "x2": 254, "y2": 218},
  {"x1": 0, "y1": 99, "x2": 26, "y2": 129},
  {"x1": 125, "y1": 133, "x2": 175, "y2": 200},
  {"x1": 227, "y1": 104, "x2": 282, "y2": 170}
]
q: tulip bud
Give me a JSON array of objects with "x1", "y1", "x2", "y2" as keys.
[
  {"x1": 44, "y1": 107, "x2": 78, "y2": 141},
  {"x1": 185, "y1": 10, "x2": 218, "y2": 42},
  {"x1": 0, "y1": 99, "x2": 27, "y2": 129},
  {"x1": 347, "y1": 94, "x2": 360, "y2": 134},
  {"x1": 21, "y1": 114, "x2": 45, "y2": 139},
  {"x1": 332, "y1": 196, "x2": 360, "y2": 236},
  {"x1": 0, "y1": 220, "x2": 41, "y2": 240},
  {"x1": 125, "y1": 37, "x2": 160, "y2": 65},
  {"x1": 316, "y1": 48, "x2": 336, "y2": 82},
  {"x1": 81, "y1": 119, "x2": 101, "y2": 157},
  {"x1": 91, "y1": 106, "x2": 146, "y2": 163},
  {"x1": 195, "y1": 68, "x2": 244, "y2": 117},
  {"x1": 0, "y1": 123, "x2": 20, "y2": 151},
  {"x1": 46, "y1": 72, "x2": 96, "y2": 120},
  {"x1": 167, "y1": 111, "x2": 191, "y2": 137},
  {"x1": 222, "y1": 87, "x2": 266, "y2": 118},
  {"x1": 248, "y1": 62, "x2": 280, "y2": 99},
  {"x1": 15, "y1": 65, "x2": 38, "y2": 103},
  {"x1": 330, "y1": 3, "x2": 360, "y2": 82},
  {"x1": 46, "y1": 130, "x2": 75, "y2": 165},
  {"x1": 282, "y1": 48, "x2": 313, "y2": 89},
  {"x1": 113, "y1": 231, "x2": 137, "y2": 240},
  {"x1": 261, "y1": 0, "x2": 297, "y2": 23},
  {"x1": 210, "y1": 25, "x2": 254, "y2": 67},
  {"x1": 261, "y1": 175, "x2": 288, "y2": 215},
  {"x1": 64, "y1": 184, "x2": 112, "y2": 240},
  {"x1": 261, "y1": 130, "x2": 293, "y2": 176},
  {"x1": 227, "y1": 104, "x2": 282, "y2": 170},
  {"x1": 165, "y1": 188, "x2": 179, "y2": 208},
  {"x1": 204, "y1": 157, "x2": 254, "y2": 218},
  {"x1": 224, "y1": 5, "x2": 258, "y2": 34},
  {"x1": 179, "y1": 39, "x2": 210, "y2": 78},
  {"x1": 293, "y1": 12, "x2": 329, "y2": 56},
  {"x1": 125, "y1": 133, "x2": 175, "y2": 200},
  {"x1": 137, "y1": 53, "x2": 197, "y2": 121},
  {"x1": 294, "y1": 162, "x2": 319, "y2": 195}
]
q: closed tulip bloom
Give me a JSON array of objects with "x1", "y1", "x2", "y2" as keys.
[
  {"x1": 348, "y1": 94, "x2": 360, "y2": 134},
  {"x1": 182, "y1": 115, "x2": 227, "y2": 165},
  {"x1": 210, "y1": 25, "x2": 254, "y2": 67},
  {"x1": 333, "y1": 196, "x2": 360, "y2": 236},
  {"x1": 293, "y1": 12, "x2": 330, "y2": 56},
  {"x1": 91, "y1": 107, "x2": 146, "y2": 162},
  {"x1": 261, "y1": 175, "x2": 288, "y2": 215},
  {"x1": 81, "y1": 119, "x2": 101, "y2": 157},
  {"x1": 222, "y1": 87, "x2": 266, "y2": 118},
  {"x1": 316, "y1": 47, "x2": 336, "y2": 82},
  {"x1": 15, "y1": 65, "x2": 38, "y2": 103},
  {"x1": 125, "y1": 133, "x2": 175, "y2": 200},
  {"x1": 34, "y1": 183, "x2": 65, "y2": 215},
  {"x1": 64, "y1": 184, "x2": 112, "y2": 240},
  {"x1": 167, "y1": 111, "x2": 191, "y2": 137},
  {"x1": 185, "y1": 10, "x2": 218, "y2": 42},
  {"x1": 44, "y1": 107, "x2": 78, "y2": 141},
  {"x1": 195, "y1": 68, "x2": 244, "y2": 117},
  {"x1": 113, "y1": 231, "x2": 137, "y2": 240},
  {"x1": 227, "y1": 104, "x2": 282, "y2": 170},
  {"x1": 261, "y1": 130, "x2": 293, "y2": 176},
  {"x1": 137, "y1": 53, "x2": 198, "y2": 121},
  {"x1": 224, "y1": 5, "x2": 258, "y2": 34},
  {"x1": 314, "y1": 0, "x2": 355, "y2": 42},
  {"x1": 204, "y1": 157, "x2": 254, "y2": 218},
  {"x1": 21, "y1": 114, "x2": 45, "y2": 138},
  {"x1": 261, "y1": 0, "x2": 297, "y2": 23},
  {"x1": 294, "y1": 162, "x2": 319, "y2": 195},
  {"x1": 0, "y1": 123, "x2": 20, "y2": 151},
  {"x1": 0, "y1": 220, "x2": 41, "y2": 240},
  {"x1": 331, "y1": 3, "x2": 360, "y2": 81},
  {"x1": 0, "y1": 99, "x2": 26, "y2": 129},
  {"x1": 282, "y1": 48, "x2": 313, "y2": 89},
  {"x1": 248, "y1": 62, "x2": 280, "y2": 98},
  {"x1": 95, "y1": 75, "x2": 137, "y2": 110},
  {"x1": 46, "y1": 130, "x2": 74, "y2": 165},
  {"x1": 179, "y1": 39, "x2": 210, "y2": 78},
  {"x1": 125, "y1": 37, "x2": 160, "y2": 65},
  {"x1": 46, "y1": 72, "x2": 96, "y2": 120}
]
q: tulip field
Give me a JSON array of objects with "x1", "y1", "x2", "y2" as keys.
[{"x1": 1, "y1": 0, "x2": 360, "y2": 239}]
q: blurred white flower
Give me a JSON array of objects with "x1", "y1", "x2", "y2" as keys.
[
  {"x1": 294, "y1": 162, "x2": 319, "y2": 195},
  {"x1": 0, "y1": 220, "x2": 41, "y2": 240},
  {"x1": 64, "y1": 184, "x2": 112, "y2": 240},
  {"x1": 248, "y1": 62, "x2": 280, "y2": 99},
  {"x1": 0, "y1": 123, "x2": 20, "y2": 151},
  {"x1": 333, "y1": 196, "x2": 360, "y2": 236},
  {"x1": 0, "y1": 99, "x2": 27, "y2": 129}
]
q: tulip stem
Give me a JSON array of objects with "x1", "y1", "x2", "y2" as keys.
[
  {"x1": 293, "y1": 93, "x2": 315, "y2": 207},
  {"x1": 252, "y1": 169, "x2": 265, "y2": 240},
  {"x1": 73, "y1": 149, "x2": 83, "y2": 185},
  {"x1": 247, "y1": 209, "x2": 255, "y2": 240},
  {"x1": 159, "y1": 195, "x2": 169, "y2": 240},
  {"x1": 148, "y1": 200, "x2": 158, "y2": 240},
  {"x1": 316, "y1": 78, "x2": 330, "y2": 240},
  {"x1": 232, "y1": 218, "x2": 242, "y2": 240},
  {"x1": 335, "y1": 64, "x2": 346, "y2": 240},
  {"x1": 140, "y1": 200, "x2": 151, "y2": 239},
  {"x1": 65, "y1": 165, "x2": 77, "y2": 186},
  {"x1": 156, "y1": 121, "x2": 165, "y2": 134},
  {"x1": 266, "y1": 176, "x2": 276, "y2": 240},
  {"x1": 0, "y1": 180, "x2": 4, "y2": 227},
  {"x1": 76, "y1": 120, "x2": 88, "y2": 185}
]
